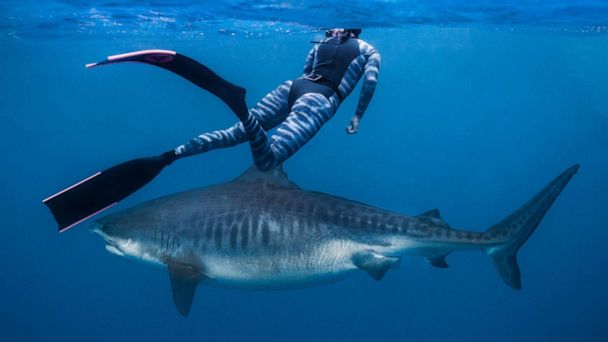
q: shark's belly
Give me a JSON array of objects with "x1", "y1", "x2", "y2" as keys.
[{"x1": 200, "y1": 239, "x2": 362, "y2": 289}]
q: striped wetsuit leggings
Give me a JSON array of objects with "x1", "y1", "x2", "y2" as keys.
[{"x1": 175, "y1": 80, "x2": 340, "y2": 171}]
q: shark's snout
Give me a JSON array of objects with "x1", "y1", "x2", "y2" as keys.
[
  {"x1": 89, "y1": 221, "x2": 112, "y2": 241},
  {"x1": 89, "y1": 221, "x2": 104, "y2": 234},
  {"x1": 90, "y1": 218, "x2": 122, "y2": 238}
]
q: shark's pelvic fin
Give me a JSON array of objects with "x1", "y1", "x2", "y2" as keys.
[
  {"x1": 234, "y1": 164, "x2": 300, "y2": 189},
  {"x1": 352, "y1": 251, "x2": 401, "y2": 281},
  {"x1": 168, "y1": 262, "x2": 204, "y2": 317},
  {"x1": 483, "y1": 164, "x2": 579, "y2": 289}
]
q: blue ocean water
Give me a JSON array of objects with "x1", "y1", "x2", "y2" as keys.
[{"x1": 1, "y1": 1, "x2": 608, "y2": 341}]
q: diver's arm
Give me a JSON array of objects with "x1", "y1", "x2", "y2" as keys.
[
  {"x1": 346, "y1": 50, "x2": 381, "y2": 134},
  {"x1": 302, "y1": 45, "x2": 317, "y2": 76}
]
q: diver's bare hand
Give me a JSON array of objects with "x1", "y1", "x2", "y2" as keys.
[{"x1": 345, "y1": 116, "x2": 360, "y2": 134}]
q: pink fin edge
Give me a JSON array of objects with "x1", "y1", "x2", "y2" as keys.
[
  {"x1": 58, "y1": 202, "x2": 118, "y2": 233},
  {"x1": 107, "y1": 49, "x2": 177, "y2": 61},
  {"x1": 43, "y1": 172, "x2": 101, "y2": 203},
  {"x1": 85, "y1": 49, "x2": 176, "y2": 68}
]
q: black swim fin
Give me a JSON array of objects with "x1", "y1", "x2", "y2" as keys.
[
  {"x1": 44, "y1": 152, "x2": 177, "y2": 232},
  {"x1": 45, "y1": 50, "x2": 249, "y2": 232},
  {"x1": 86, "y1": 49, "x2": 248, "y2": 118}
]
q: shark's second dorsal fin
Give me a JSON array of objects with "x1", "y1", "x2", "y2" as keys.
[
  {"x1": 417, "y1": 208, "x2": 441, "y2": 219},
  {"x1": 416, "y1": 208, "x2": 451, "y2": 229},
  {"x1": 234, "y1": 164, "x2": 300, "y2": 188}
]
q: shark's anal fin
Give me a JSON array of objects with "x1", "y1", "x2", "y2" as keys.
[
  {"x1": 352, "y1": 251, "x2": 401, "y2": 281},
  {"x1": 168, "y1": 262, "x2": 204, "y2": 317},
  {"x1": 427, "y1": 255, "x2": 450, "y2": 268}
]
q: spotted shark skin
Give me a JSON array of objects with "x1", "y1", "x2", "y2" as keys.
[{"x1": 91, "y1": 164, "x2": 579, "y2": 316}]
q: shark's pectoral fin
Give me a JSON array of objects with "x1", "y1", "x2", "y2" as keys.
[
  {"x1": 427, "y1": 254, "x2": 450, "y2": 268},
  {"x1": 167, "y1": 262, "x2": 204, "y2": 317},
  {"x1": 352, "y1": 251, "x2": 401, "y2": 281}
]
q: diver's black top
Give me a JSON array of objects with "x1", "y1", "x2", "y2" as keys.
[{"x1": 307, "y1": 36, "x2": 360, "y2": 97}]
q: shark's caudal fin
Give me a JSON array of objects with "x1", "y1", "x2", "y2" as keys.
[{"x1": 483, "y1": 165, "x2": 579, "y2": 289}]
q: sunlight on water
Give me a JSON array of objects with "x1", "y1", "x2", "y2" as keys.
[{"x1": 1, "y1": 0, "x2": 608, "y2": 40}]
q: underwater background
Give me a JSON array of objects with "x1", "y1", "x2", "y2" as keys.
[{"x1": 1, "y1": 1, "x2": 607, "y2": 341}]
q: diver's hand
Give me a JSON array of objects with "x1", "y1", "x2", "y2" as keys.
[{"x1": 345, "y1": 116, "x2": 360, "y2": 134}]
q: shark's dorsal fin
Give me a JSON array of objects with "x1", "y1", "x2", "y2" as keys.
[
  {"x1": 416, "y1": 208, "x2": 451, "y2": 229},
  {"x1": 167, "y1": 262, "x2": 204, "y2": 317},
  {"x1": 234, "y1": 164, "x2": 300, "y2": 188}
]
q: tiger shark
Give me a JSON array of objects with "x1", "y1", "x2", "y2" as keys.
[{"x1": 91, "y1": 164, "x2": 578, "y2": 316}]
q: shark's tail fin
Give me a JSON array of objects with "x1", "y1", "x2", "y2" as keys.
[{"x1": 482, "y1": 165, "x2": 579, "y2": 289}]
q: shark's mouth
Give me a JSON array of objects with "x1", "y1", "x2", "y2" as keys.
[
  {"x1": 105, "y1": 242, "x2": 125, "y2": 257},
  {"x1": 91, "y1": 223, "x2": 126, "y2": 257},
  {"x1": 90, "y1": 223, "x2": 162, "y2": 265}
]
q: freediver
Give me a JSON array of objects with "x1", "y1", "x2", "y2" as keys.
[{"x1": 169, "y1": 27, "x2": 381, "y2": 170}]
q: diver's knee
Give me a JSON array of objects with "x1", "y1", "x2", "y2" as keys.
[{"x1": 253, "y1": 152, "x2": 280, "y2": 172}]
